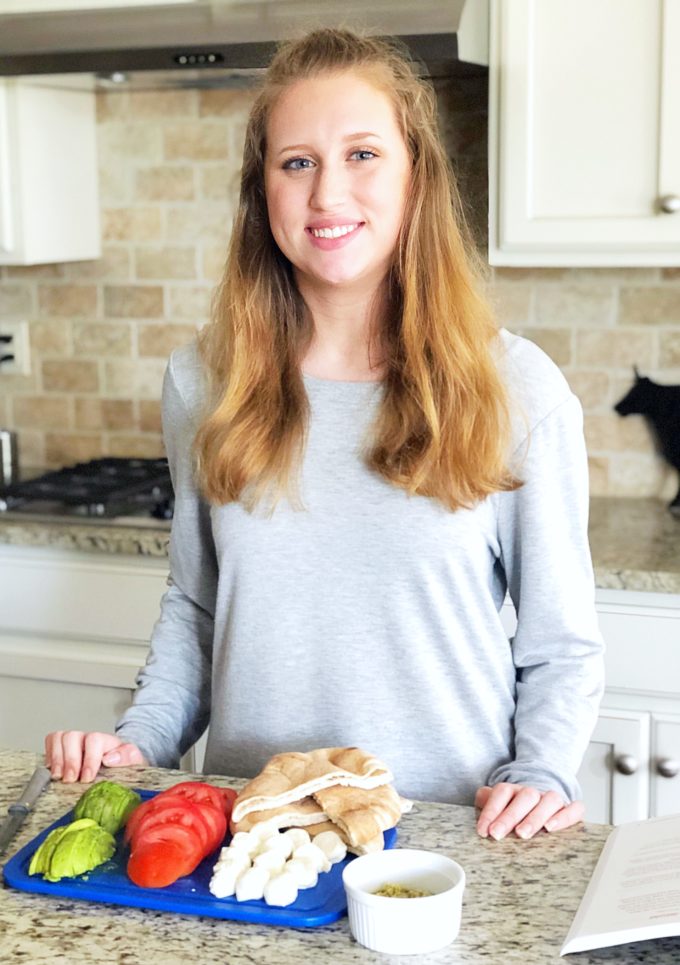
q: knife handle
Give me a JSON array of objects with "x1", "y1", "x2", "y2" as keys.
[{"x1": 13, "y1": 766, "x2": 51, "y2": 812}]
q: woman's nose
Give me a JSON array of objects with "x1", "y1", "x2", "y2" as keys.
[{"x1": 309, "y1": 163, "x2": 348, "y2": 210}]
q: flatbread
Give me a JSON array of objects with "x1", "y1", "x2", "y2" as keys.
[
  {"x1": 305, "y1": 821, "x2": 385, "y2": 856},
  {"x1": 231, "y1": 747, "x2": 393, "y2": 824},
  {"x1": 312, "y1": 783, "x2": 407, "y2": 847},
  {"x1": 230, "y1": 796, "x2": 327, "y2": 834}
]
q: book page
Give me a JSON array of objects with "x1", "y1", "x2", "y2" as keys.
[{"x1": 562, "y1": 813, "x2": 680, "y2": 955}]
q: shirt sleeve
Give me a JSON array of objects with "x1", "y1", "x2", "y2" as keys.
[
  {"x1": 115, "y1": 351, "x2": 218, "y2": 768},
  {"x1": 488, "y1": 392, "x2": 605, "y2": 802}
]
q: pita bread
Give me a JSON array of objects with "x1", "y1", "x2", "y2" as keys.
[
  {"x1": 305, "y1": 821, "x2": 386, "y2": 856},
  {"x1": 231, "y1": 747, "x2": 393, "y2": 824},
  {"x1": 230, "y1": 796, "x2": 328, "y2": 834},
  {"x1": 312, "y1": 783, "x2": 406, "y2": 847}
]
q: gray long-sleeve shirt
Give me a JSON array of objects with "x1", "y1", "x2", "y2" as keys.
[{"x1": 116, "y1": 328, "x2": 604, "y2": 804}]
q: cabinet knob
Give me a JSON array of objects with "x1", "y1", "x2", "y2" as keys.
[
  {"x1": 659, "y1": 194, "x2": 680, "y2": 214},
  {"x1": 657, "y1": 758, "x2": 680, "y2": 779},
  {"x1": 614, "y1": 754, "x2": 638, "y2": 775}
]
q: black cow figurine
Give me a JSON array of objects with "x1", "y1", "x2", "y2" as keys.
[{"x1": 614, "y1": 367, "x2": 680, "y2": 516}]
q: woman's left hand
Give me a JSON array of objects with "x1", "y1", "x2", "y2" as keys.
[{"x1": 474, "y1": 783, "x2": 584, "y2": 840}]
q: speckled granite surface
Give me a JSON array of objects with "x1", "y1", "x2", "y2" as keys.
[
  {"x1": 1, "y1": 495, "x2": 678, "y2": 592},
  {"x1": 1, "y1": 748, "x2": 679, "y2": 965}
]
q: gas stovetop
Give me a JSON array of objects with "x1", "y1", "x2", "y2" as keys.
[{"x1": 0, "y1": 457, "x2": 174, "y2": 520}]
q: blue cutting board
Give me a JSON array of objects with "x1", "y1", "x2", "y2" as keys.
[{"x1": 3, "y1": 789, "x2": 397, "y2": 927}]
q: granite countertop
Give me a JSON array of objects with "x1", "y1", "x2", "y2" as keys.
[
  {"x1": 0, "y1": 496, "x2": 678, "y2": 593},
  {"x1": 2, "y1": 747, "x2": 677, "y2": 965}
]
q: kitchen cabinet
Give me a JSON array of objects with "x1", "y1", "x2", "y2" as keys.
[
  {"x1": 488, "y1": 0, "x2": 680, "y2": 266},
  {"x1": 502, "y1": 587, "x2": 680, "y2": 824},
  {"x1": 0, "y1": 78, "x2": 100, "y2": 265}
]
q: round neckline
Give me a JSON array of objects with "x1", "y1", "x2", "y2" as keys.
[{"x1": 302, "y1": 371, "x2": 384, "y2": 387}]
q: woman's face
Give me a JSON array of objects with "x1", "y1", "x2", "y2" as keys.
[{"x1": 264, "y1": 69, "x2": 412, "y2": 297}]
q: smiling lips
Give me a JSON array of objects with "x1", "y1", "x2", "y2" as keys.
[{"x1": 306, "y1": 222, "x2": 364, "y2": 249}]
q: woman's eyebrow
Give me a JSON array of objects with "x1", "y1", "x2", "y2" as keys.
[{"x1": 276, "y1": 132, "x2": 384, "y2": 157}]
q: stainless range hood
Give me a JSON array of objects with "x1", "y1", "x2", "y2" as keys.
[{"x1": 0, "y1": 0, "x2": 488, "y2": 89}]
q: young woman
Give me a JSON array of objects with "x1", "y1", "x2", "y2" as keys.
[{"x1": 45, "y1": 28, "x2": 604, "y2": 842}]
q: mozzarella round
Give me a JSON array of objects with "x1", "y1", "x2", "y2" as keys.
[
  {"x1": 292, "y1": 842, "x2": 331, "y2": 873},
  {"x1": 312, "y1": 830, "x2": 347, "y2": 864},
  {"x1": 284, "y1": 857, "x2": 318, "y2": 889},
  {"x1": 264, "y1": 870, "x2": 299, "y2": 907},
  {"x1": 280, "y1": 828, "x2": 310, "y2": 850},
  {"x1": 253, "y1": 849, "x2": 286, "y2": 874},
  {"x1": 235, "y1": 865, "x2": 271, "y2": 902}
]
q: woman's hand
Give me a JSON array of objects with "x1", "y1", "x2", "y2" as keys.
[
  {"x1": 475, "y1": 783, "x2": 584, "y2": 840},
  {"x1": 45, "y1": 731, "x2": 147, "y2": 784}
]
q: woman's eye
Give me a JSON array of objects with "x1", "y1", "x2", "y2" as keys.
[
  {"x1": 351, "y1": 150, "x2": 377, "y2": 161},
  {"x1": 282, "y1": 157, "x2": 313, "y2": 171}
]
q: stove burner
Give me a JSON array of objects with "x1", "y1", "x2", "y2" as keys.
[{"x1": 0, "y1": 457, "x2": 174, "y2": 519}]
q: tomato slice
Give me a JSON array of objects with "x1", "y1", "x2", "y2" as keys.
[
  {"x1": 156, "y1": 782, "x2": 226, "y2": 811},
  {"x1": 192, "y1": 802, "x2": 227, "y2": 854},
  {"x1": 134, "y1": 820, "x2": 205, "y2": 858},
  {"x1": 128, "y1": 840, "x2": 198, "y2": 889},
  {"x1": 217, "y1": 787, "x2": 238, "y2": 822},
  {"x1": 126, "y1": 798, "x2": 212, "y2": 854}
]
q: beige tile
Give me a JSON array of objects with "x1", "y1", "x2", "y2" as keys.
[
  {"x1": 37, "y1": 285, "x2": 98, "y2": 318},
  {"x1": 492, "y1": 267, "x2": 569, "y2": 282},
  {"x1": 135, "y1": 246, "x2": 197, "y2": 280},
  {"x1": 106, "y1": 434, "x2": 165, "y2": 458},
  {"x1": 139, "y1": 399, "x2": 162, "y2": 433},
  {"x1": 103, "y1": 207, "x2": 162, "y2": 242},
  {"x1": 566, "y1": 267, "x2": 660, "y2": 283},
  {"x1": 73, "y1": 322, "x2": 132, "y2": 357},
  {"x1": 565, "y1": 371, "x2": 610, "y2": 410},
  {"x1": 584, "y1": 412, "x2": 652, "y2": 453},
  {"x1": 0, "y1": 394, "x2": 7, "y2": 422},
  {"x1": 103, "y1": 285, "x2": 164, "y2": 318},
  {"x1": 138, "y1": 323, "x2": 197, "y2": 357},
  {"x1": 16, "y1": 430, "x2": 44, "y2": 470},
  {"x1": 74, "y1": 398, "x2": 134, "y2": 431},
  {"x1": 45, "y1": 433, "x2": 104, "y2": 465},
  {"x1": 13, "y1": 396, "x2": 72, "y2": 430},
  {"x1": 661, "y1": 267, "x2": 680, "y2": 281},
  {"x1": 534, "y1": 284, "x2": 615, "y2": 327},
  {"x1": 164, "y1": 122, "x2": 230, "y2": 161},
  {"x1": 199, "y1": 88, "x2": 257, "y2": 118},
  {"x1": 64, "y1": 246, "x2": 131, "y2": 281},
  {"x1": 199, "y1": 164, "x2": 240, "y2": 202},
  {"x1": 0, "y1": 370, "x2": 39, "y2": 394},
  {"x1": 98, "y1": 154, "x2": 131, "y2": 204},
  {"x1": 587, "y1": 455, "x2": 610, "y2": 496},
  {"x1": 28, "y1": 319, "x2": 72, "y2": 356},
  {"x1": 165, "y1": 204, "x2": 232, "y2": 243},
  {"x1": 575, "y1": 329, "x2": 655, "y2": 369},
  {"x1": 5, "y1": 263, "x2": 65, "y2": 280},
  {"x1": 487, "y1": 284, "x2": 531, "y2": 326},
  {"x1": 0, "y1": 284, "x2": 33, "y2": 315},
  {"x1": 607, "y1": 452, "x2": 668, "y2": 498},
  {"x1": 659, "y1": 330, "x2": 680, "y2": 368},
  {"x1": 167, "y1": 285, "x2": 213, "y2": 321},
  {"x1": 135, "y1": 165, "x2": 195, "y2": 202},
  {"x1": 98, "y1": 123, "x2": 163, "y2": 161},
  {"x1": 619, "y1": 287, "x2": 680, "y2": 325},
  {"x1": 515, "y1": 327, "x2": 572, "y2": 367},
  {"x1": 42, "y1": 360, "x2": 99, "y2": 393},
  {"x1": 98, "y1": 90, "x2": 198, "y2": 121},
  {"x1": 103, "y1": 358, "x2": 167, "y2": 398},
  {"x1": 202, "y1": 245, "x2": 228, "y2": 282}
]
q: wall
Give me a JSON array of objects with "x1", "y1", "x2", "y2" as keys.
[{"x1": 1, "y1": 73, "x2": 679, "y2": 501}]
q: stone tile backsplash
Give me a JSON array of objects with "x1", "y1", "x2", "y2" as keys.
[{"x1": 1, "y1": 76, "x2": 679, "y2": 501}]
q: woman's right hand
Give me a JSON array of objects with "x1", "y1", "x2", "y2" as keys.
[{"x1": 45, "y1": 731, "x2": 147, "y2": 784}]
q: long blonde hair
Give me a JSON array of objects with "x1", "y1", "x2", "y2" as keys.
[{"x1": 196, "y1": 27, "x2": 520, "y2": 511}]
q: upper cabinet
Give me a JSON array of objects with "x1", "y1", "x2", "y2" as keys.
[
  {"x1": 489, "y1": 0, "x2": 680, "y2": 266},
  {"x1": 0, "y1": 79, "x2": 100, "y2": 265}
]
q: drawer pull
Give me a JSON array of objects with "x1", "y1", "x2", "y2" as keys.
[
  {"x1": 657, "y1": 759, "x2": 680, "y2": 779},
  {"x1": 614, "y1": 754, "x2": 638, "y2": 775}
]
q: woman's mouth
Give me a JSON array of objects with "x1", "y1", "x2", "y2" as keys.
[{"x1": 305, "y1": 222, "x2": 364, "y2": 249}]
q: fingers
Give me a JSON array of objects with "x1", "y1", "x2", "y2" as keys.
[
  {"x1": 44, "y1": 731, "x2": 143, "y2": 783},
  {"x1": 102, "y1": 742, "x2": 147, "y2": 770},
  {"x1": 44, "y1": 731, "x2": 66, "y2": 780},
  {"x1": 544, "y1": 799, "x2": 585, "y2": 832},
  {"x1": 475, "y1": 783, "x2": 585, "y2": 840}
]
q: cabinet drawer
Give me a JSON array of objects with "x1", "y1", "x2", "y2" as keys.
[
  {"x1": 597, "y1": 592, "x2": 680, "y2": 696},
  {"x1": 0, "y1": 545, "x2": 169, "y2": 642}
]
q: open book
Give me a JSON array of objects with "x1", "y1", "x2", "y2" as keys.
[{"x1": 562, "y1": 812, "x2": 680, "y2": 955}]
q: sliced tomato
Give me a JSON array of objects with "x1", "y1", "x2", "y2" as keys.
[
  {"x1": 217, "y1": 787, "x2": 238, "y2": 822},
  {"x1": 156, "y1": 781, "x2": 225, "y2": 811},
  {"x1": 128, "y1": 840, "x2": 198, "y2": 889},
  {"x1": 192, "y1": 802, "x2": 227, "y2": 854},
  {"x1": 126, "y1": 797, "x2": 212, "y2": 854}
]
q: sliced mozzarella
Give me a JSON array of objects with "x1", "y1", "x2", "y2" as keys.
[
  {"x1": 257, "y1": 832, "x2": 294, "y2": 859},
  {"x1": 229, "y1": 830, "x2": 260, "y2": 856},
  {"x1": 209, "y1": 863, "x2": 242, "y2": 899},
  {"x1": 253, "y1": 850, "x2": 286, "y2": 874},
  {"x1": 292, "y1": 842, "x2": 331, "y2": 873},
  {"x1": 264, "y1": 870, "x2": 299, "y2": 907},
  {"x1": 235, "y1": 865, "x2": 271, "y2": 902},
  {"x1": 284, "y1": 857, "x2": 318, "y2": 889},
  {"x1": 216, "y1": 849, "x2": 251, "y2": 876},
  {"x1": 312, "y1": 830, "x2": 347, "y2": 864},
  {"x1": 281, "y1": 828, "x2": 311, "y2": 850}
]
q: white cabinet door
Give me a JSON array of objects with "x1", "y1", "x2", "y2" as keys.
[
  {"x1": 651, "y1": 714, "x2": 680, "y2": 818},
  {"x1": 0, "y1": 79, "x2": 100, "y2": 265},
  {"x1": 489, "y1": 0, "x2": 680, "y2": 265},
  {"x1": 578, "y1": 710, "x2": 649, "y2": 825}
]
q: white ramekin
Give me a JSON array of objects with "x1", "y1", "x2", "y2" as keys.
[{"x1": 342, "y1": 848, "x2": 465, "y2": 955}]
